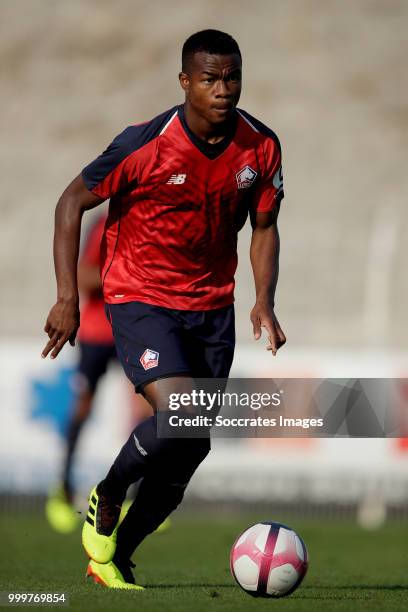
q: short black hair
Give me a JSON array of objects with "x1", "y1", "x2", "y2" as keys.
[{"x1": 182, "y1": 29, "x2": 241, "y2": 72}]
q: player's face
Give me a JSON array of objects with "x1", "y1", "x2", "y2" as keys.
[{"x1": 179, "y1": 52, "x2": 242, "y2": 125}]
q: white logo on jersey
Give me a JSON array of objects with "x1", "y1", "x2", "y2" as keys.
[
  {"x1": 236, "y1": 165, "x2": 257, "y2": 189},
  {"x1": 167, "y1": 173, "x2": 187, "y2": 185}
]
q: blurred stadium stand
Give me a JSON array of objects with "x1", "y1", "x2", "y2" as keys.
[{"x1": 1, "y1": 0, "x2": 407, "y2": 516}]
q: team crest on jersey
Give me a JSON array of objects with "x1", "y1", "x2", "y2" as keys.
[
  {"x1": 140, "y1": 349, "x2": 160, "y2": 370},
  {"x1": 236, "y1": 165, "x2": 257, "y2": 189}
]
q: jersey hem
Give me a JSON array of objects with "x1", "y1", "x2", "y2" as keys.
[
  {"x1": 104, "y1": 294, "x2": 235, "y2": 312},
  {"x1": 77, "y1": 336, "x2": 115, "y2": 346}
]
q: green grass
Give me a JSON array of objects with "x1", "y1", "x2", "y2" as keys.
[{"x1": 1, "y1": 511, "x2": 408, "y2": 611}]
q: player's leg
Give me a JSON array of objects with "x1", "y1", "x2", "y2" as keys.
[
  {"x1": 46, "y1": 342, "x2": 115, "y2": 533},
  {"x1": 83, "y1": 375, "x2": 208, "y2": 578},
  {"x1": 82, "y1": 302, "x2": 196, "y2": 565},
  {"x1": 62, "y1": 389, "x2": 93, "y2": 501},
  {"x1": 110, "y1": 377, "x2": 210, "y2": 568},
  {"x1": 110, "y1": 306, "x2": 235, "y2": 567},
  {"x1": 62, "y1": 342, "x2": 116, "y2": 499}
]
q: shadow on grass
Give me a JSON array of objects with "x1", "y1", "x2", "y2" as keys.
[
  {"x1": 143, "y1": 583, "x2": 235, "y2": 589},
  {"x1": 141, "y1": 582, "x2": 408, "y2": 600},
  {"x1": 305, "y1": 585, "x2": 408, "y2": 592},
  {"x1": 143, "y1": 582, "x2": 408, "y2": 589}
]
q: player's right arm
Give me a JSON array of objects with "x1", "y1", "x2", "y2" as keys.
[
  {"x1": 41, "y1": 174, "x2": 104, "y2": 359},
  {"x1": 42, "y1": 123, "x2": 146, "y2": 358}
]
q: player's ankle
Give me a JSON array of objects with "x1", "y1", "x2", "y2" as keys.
[
  {"x1": 112, "y1": 553, "x2": 136, "y2": 584},
  {"x1": 97, "y1": 479, "x2": 126, "y2": 505}
]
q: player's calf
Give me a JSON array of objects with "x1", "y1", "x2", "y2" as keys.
[{"x1": 101, "y1": 413, "x2": 210, "y2": 501}]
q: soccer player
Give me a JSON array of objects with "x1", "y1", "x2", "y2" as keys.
[{"x1": 42, "y1": 29, "x2": 286, "y2": 589}]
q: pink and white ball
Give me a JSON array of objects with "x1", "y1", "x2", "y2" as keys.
[{"x1": 230, "y1": 521, "x2": 308, "y2": 597}]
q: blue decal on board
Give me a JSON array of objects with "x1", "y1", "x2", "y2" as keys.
[{"x1": 29, "y1": 368, "x2": 76, "y2": 437}]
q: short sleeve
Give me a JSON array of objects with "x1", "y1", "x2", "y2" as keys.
[
  {"x1": 251, "y1": 139, "x2": 284, "y2": 213},
  {"x1": 81, "y1": 127, "x2": 138, "y2": 200}
]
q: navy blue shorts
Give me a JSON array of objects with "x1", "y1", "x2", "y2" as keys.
[
  {"x1": 106, "y1": 301, "x2": 235, "y2": 393},
  {"x1": 77, "y1": 341, "x2": 117, "y2": 393}
]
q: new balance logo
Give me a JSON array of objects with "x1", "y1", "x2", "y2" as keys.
[
  {"x1": 133, "y1": 434, "x2": 148, "y2": 456},
  {"x1": 166, "y1": 173, "x2": 186, "y2": 185}
]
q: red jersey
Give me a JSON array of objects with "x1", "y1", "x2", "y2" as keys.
[
  {"x1": 77, "y1": 214, "x2": 114, "y2": 344},
  {"x1": 82, "y1": 105, "x2": 284, "y2": 310}
]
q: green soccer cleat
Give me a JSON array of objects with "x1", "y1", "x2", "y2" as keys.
[
  {"x1": 118, "y1": 499, "x2": 132, "y2": 524},
  {"x1": 86, "y1": 559, "x2": 145, "y2": 590},
  {"x1": 119, "y1": 499, "x2": 172, "y2": 534},
  {"x1": 82, "y1": 484, "x2": 122, "y2": 564},
  {"x1": 45, "y1": 485, "x2": 79, "y2": 534},
  {"x1": 155, "y1": 516, "x2": 172, "y2": 534}
]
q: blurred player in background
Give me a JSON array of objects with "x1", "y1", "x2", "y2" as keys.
[
  {"x1": 45, "y1": 215, "x2": 167, "y2": 534},
  {"x1": 46, "y1": 213, "x2": 117, "y2": 533},
  {"x1": 42, "y1": 29, "x2": 285, "y2": 589}
]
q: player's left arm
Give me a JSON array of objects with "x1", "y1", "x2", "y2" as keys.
[{"x1": 249, "y1": 205, "x2": 286, "y2": 356}]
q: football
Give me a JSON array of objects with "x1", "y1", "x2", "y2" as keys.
[{"x1": 230, "y1": 521, "x2": 308, "y2": 597}]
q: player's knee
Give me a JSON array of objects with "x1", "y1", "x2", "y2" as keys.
[
  {"x1": 143, "y1": 376, "x2": 197, "y2": 414},
  {"x1": 120, "y1": 415, "x2": 210, "y2": 478}
]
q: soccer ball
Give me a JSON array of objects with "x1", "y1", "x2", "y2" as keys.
[{"x1": 230, "y1": 521, "x2": 308, "y2": 597}]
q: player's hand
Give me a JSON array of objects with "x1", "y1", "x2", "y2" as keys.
[
  {"x1": 250, "y1": 302, "x2": 286, "y2": 356},
  {"x1": 41, "y1": 298, "x2": 80, "y2": 359}
]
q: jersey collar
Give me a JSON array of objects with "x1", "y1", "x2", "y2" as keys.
[{"x1": 177, "y1": 104, "x2": 238, "y2": 160}]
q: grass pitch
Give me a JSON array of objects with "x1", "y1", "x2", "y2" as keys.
[{"x1": 1, "y1": 511, "x2": 408, "y2": 611}]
